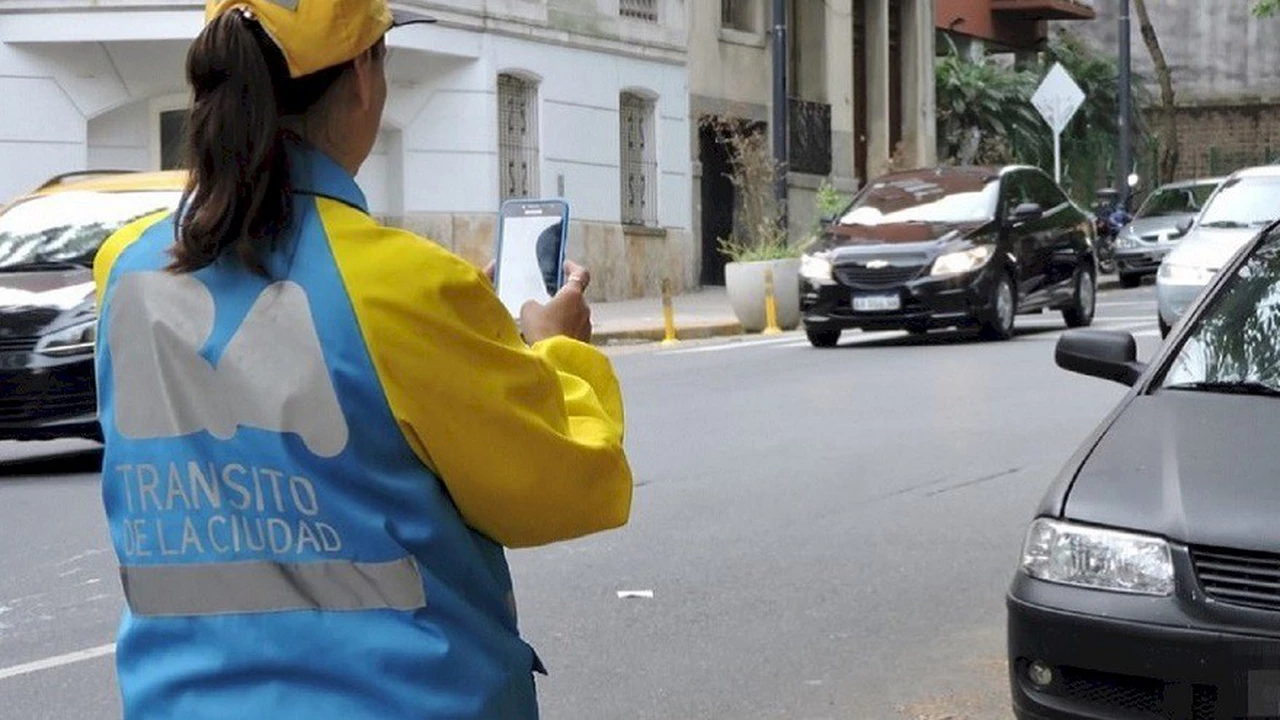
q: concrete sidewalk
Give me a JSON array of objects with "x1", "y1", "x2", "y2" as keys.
[{"x1": 592, "y1": 287, "x2": 742, "y2": 344}]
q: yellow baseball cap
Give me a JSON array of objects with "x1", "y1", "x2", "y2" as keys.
[{"x1": 205, "y1": 0, "x2": 436, "y2": 79}]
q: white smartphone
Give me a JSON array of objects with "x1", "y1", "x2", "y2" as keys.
[{"x1": 493, "y1": 198, "x2": 570, "y2": 317}]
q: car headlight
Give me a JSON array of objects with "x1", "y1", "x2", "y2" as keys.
[
  {"x1": 35, "y1": 320, "x2": 96, "y2": 357},
  {"x1": 1020, "y1": 518, "x2": 1174, "y2": 596},
  {"x1": 1158, "y1": 262, "x2": 1215, "y2": 286},
  {"x1": 1116, "y1": 232, "x2": 1142, "y2": 250},
  {"x1": 931, "y1": 245, "x2": 994, "y2": 276},
  {"x1": 800, "y1": 253, "x2": 834, "y2": 284}
]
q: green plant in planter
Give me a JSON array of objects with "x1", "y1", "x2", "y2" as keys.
[{"x1": 704, "y1": 116, "x2": 802, "y2": 264}]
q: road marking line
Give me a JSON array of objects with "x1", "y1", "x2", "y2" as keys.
[{"x1": 0, "y1": 643, "x2": 115, "y2": 682}]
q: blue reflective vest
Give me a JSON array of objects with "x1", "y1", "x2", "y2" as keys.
[{"x1": 93, "y1": 143, "x2": 632, "y2": 719}]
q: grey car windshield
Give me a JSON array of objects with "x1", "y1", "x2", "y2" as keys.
[
  {"x1": 0, "y1": 190, "x2": 181, "y2": 271},
  {"x1": 1197, "y1": 177, "x2": 1280, "y2": 228},
  {"x1": 1135, "y1": 184, "x2": 1216, "y2": 219},
  {"x1": 1164, "y1": 227, "x2": 1280, "y2": 391},
  {"x1": 840, "y1": 175, "x2": 1000, "y2": 225}
]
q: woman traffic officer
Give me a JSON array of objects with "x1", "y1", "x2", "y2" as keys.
[{"x1": 92, "y1": 1, "x2": 633, "y2": 718}]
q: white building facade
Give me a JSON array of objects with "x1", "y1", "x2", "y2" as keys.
[{"x1": 0, "y1": 0, "x2": 694, "y2": 300}]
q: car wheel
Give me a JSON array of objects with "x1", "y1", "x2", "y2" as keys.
[
  {"x1": 978, "y1": 273, "x2": 1017, "y2": 341},
  {"x1": 805, "y1": 326, "x2": 841, "y2": 348},
  {"x1": 1119, "y1": 272, "x2": 1143, "y2": 289},
  {"x1": 1063, "y1": 267, "x2": 1097, "y2": 328},
  {"x1": 1159, "y1": 316, "x2": 1172, "y2": 338}
]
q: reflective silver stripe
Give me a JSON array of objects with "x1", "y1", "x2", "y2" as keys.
[{"x1": 121, "y1": 558, "x2": 425, "y2": 617}]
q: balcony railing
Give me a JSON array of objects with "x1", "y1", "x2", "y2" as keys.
[
  {"x1": 788, "y1": 99, "x2": 832, "y2": 177},
  {"x1": 619, "y1": 0, "x2": 658, "y2": 22}
]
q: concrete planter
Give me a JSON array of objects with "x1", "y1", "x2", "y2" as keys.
[{"x1": 724, "y1": 258, "x2": 801, "y2": 333}]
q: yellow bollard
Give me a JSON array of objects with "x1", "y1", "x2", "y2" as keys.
[
  {"x1": 660, "y1": 278, "x2": 679, "y2": 346},
  {"x1": 762, "y1": 267, "x2": 783, "y2": 335}
]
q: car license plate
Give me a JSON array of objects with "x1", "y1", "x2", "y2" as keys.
[{"x1": 852, "y1": 294, "x2": 901, "y2": 312}]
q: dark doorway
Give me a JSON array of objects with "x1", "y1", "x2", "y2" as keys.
[{"x1": 699, "y1": 120, "x2": 735, "y2": 286}]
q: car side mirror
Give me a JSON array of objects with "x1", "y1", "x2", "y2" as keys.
[
  {"x1": 1056, "y1": 330, "x2": 1148, "y2": 386},
  {"x1": 1175, "y1": 218, "x2": 1194, "y2": 236},
  {"x1": 1008, "y1": 202, "x2": 1043, "y2": 225}
]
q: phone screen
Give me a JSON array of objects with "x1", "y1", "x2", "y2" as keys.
[{"x1": 494, "y1": 200, "x2": 569, "y2": 317}]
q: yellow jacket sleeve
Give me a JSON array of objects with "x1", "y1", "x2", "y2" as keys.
[{"x1": 323, "y1": 200, "x2": 633, "y2": 548}]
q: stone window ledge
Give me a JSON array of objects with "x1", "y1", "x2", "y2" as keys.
[{"x1": 622, "y1": 224, "x2": 668, "y2": 238}]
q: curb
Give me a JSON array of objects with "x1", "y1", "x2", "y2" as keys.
[{"x1": 592, "y1": 321, "x2": 744, "y2": 346}]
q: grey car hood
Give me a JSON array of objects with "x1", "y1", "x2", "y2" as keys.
[
  {"x1": 1126, "y1": 215, "x2": 1192, "y2": 241},
  {"x1": 1064, "y1": 391, "x2": 1280, "y2": 553}
]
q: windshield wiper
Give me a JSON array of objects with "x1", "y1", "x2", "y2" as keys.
[
  {"x1": 1201, "y1": 220, "x2": 1249, "y2": 229},
  {"x1": 0, "y1": 261, "x2": 89, "y2": 273},
  {"x1": 1165, "y1": 380, "x2": 1280, "y2": 398}
]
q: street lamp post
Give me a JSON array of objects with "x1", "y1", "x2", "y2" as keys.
[
  {"x1": 772, "y1": 0, "x2": 789, "y2": 231},
  {"x1": 1118, "y1": 0, "x2": 1133, "y2": 209}
]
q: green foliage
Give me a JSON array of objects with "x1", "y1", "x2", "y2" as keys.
[
  {"x1": 934, "y1": 31, "x2": 1152, "y2": 204},
  {"x1": 1042, "y1": 30, "x2": 1151, "y2": 202},
  {"x1": 935, "y1": 40, "x2": 1046, "y2": 168},
  {"x1": 1255, "y1": 0, "x2": 1279, "y2": 16},
  {"x1": 813, "y1": 180, "x2": 850, "y2": 222},
  {"x1": 717, "y1": 235, "x2": 799, "y2": 263},
  {"x1": 702, "y1": 116, "x2": 804, "y2": 262}
]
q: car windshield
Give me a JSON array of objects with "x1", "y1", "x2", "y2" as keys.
[
  {"x1": 1196, "y1": 177, "x2": 1280, "y2": 229},
  {"x1": 1135, "y1": 183, "x2": 1217, "y2": 219},
  {"x1": 1164, "y1": 227, "x2": 1280, "y2": 392},
  {"x1": 839, "y1": 174, "x2": 1000, "y2": 226},
  {"x1": 0, "y1": 190, "x2": 181, "y2": 272}
]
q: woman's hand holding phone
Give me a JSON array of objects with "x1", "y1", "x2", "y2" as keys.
[{"x1": 520, "y1": 261, "x2": 592, "y2": 344}]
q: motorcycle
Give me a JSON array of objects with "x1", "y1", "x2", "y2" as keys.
[{"x1": 1091, "y1": 191, "x2": 1130, "y2": 276}]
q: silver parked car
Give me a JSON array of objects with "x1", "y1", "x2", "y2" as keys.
[
  {"x1": 1115, "y1": 177, "x2": 1223, "y2": 288},
  {"x1": 1156, "y1": 166, "x2": 1280, "y2": 336}
]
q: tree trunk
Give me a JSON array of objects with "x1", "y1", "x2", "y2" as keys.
[
  {"x1": 958, "y1": 127, "x2": 982, "y2": 165},
  {"x1": 1132, "y1": 0, "x2": 1179, "y2": 182}
]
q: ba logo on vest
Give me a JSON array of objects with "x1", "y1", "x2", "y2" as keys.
[{"x1": 107, "y1": 271, "x2": 348, "y2": 457}]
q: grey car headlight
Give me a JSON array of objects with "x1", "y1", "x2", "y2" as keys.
[
  {"x1": 35, "y1": 320, "x2": 96, "y2": 357},
  {"x1": 1116, "y1": 232, "x2": 1143, "y2": 250},
  {"x1": 1020, "y1": 518, "x2": 1174, "y2": 596},
  {"x1": 1158, "y1": 262, "x2": 1215, "y2": 286}
]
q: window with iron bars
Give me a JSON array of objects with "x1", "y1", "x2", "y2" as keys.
[
  {"x1": 619, "y1": 0, "x2": 658, "y2": 22},
  {"x1": 620, "y1": 93, "x2": 658, "y2": 227},
  {"x1": 498, "y1": 74, "x2": 540, "y2": 201},
  {"x1": 721, "y1": 0, "x2": 754, "y2": 31}
]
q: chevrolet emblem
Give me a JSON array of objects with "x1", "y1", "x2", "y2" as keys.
[{"x1": 865, "y1": 260, "x2": 891, "y2": 270}]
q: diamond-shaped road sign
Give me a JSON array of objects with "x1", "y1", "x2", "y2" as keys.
[{"x1": 1032, "y1": 63, "x2": 1086, "y2": 135}]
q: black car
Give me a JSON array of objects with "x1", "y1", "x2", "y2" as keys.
[
  {"x1": 0, "y1": 171, "x2": 183, "y2": 442},
  {"x1": 1008, "y1": 219, "x2": 1280, "y2": 719},
  {"x1": 799, "y1": 165, "x2": 1098, "y2": 346}
]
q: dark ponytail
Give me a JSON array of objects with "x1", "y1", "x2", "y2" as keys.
[{"x1": 171, "y1": 10, "x2": 360, "y2": 275}]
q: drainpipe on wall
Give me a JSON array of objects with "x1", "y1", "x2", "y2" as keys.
[
  {"x1": 772, "y1": 0, "x2": 789, "y2": 233},
  {"x1": 1118, "y1": 0, "x2": 1133, "y2": 208}
]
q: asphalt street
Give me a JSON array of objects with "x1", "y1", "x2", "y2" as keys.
[{"x1": 0, "y1": 284, "x2": 1167, "y2": 720}]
